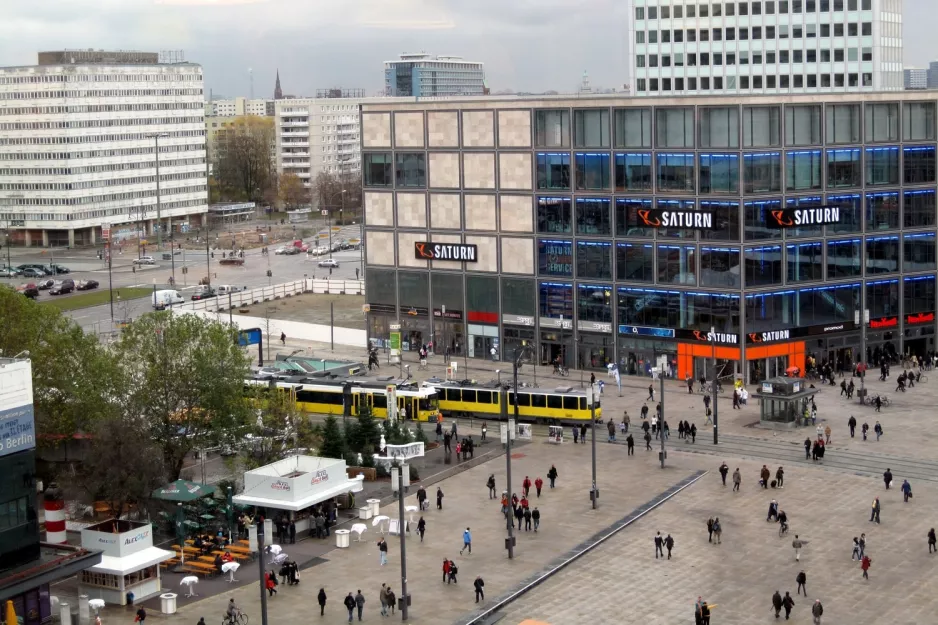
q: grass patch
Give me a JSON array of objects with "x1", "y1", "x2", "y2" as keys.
[{"x1": 43, "y1": 287, "x2": 153, "y2": 311}]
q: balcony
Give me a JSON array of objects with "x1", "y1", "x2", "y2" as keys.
[
  {"x1": 281, "y1": 120, "x2": 309, "y2": 127},
  {"x1": 281, "y1": 131, "x2": 310, "y2": 138}
]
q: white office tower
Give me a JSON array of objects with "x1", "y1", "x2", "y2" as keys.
[{"x1": 627, "y1": 0, "x2": 903, "y2": 95}]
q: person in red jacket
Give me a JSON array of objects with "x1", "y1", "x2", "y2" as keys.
[
  {"x1": 534, "y1": 477, "x2": 544, "y2": 497},
  {"x1": 442, "y1": 558, "x2": 451, "y2": 583},
  {"x1": 522, "y1": 476, "x2": 532, "y2": 497},
  {"x1": 861, "y1": 554, "x2": 872, "y2": 579}
]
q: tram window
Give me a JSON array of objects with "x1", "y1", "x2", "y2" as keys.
[
  {"x1": 547, "y1": 395, "x2": 563, "y2": 409},
  {"x1": 296, "y1": 390, "x2": 315, "y2": 403},
  {"x1": 563, "y1": 396, "x2": 579, "y2": 410},
  {"x1": 580, "y1": 397, "x2": 587, "y2": 410},
  {"x1": 532, "y1": 394, "x2": 547, "y2": 408},
  {"x1": 462, "y1": 390, "x2": 477, "y2": 403},
  {"x1": 517, "y1": 393, "x2": 531, "y2": 407},
  {"x1": 373, "y1": 395, "x2": 387, "y2": 409},
  {"x1": 477, "y1": 391, "x2": 493, "y2": 404}
]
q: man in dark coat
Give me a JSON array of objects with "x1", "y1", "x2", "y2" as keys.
[{"x1": 772, "y1": 591, "x2": 783, "y2": 618}]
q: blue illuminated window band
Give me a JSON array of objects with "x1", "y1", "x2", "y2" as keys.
[
  {"x1": 617, "y1": 243, "x2": 654, "y2": 248},
  {"x1": 575, "y1": 153, "x2": 611, "y2": 157},
  {"x1": 575, "y1": 198, "x2": 611, "y2": 204},
  {"x1": 744, "y1": 200, "x2": 782, "y2": 206},
  {"x1": 659, "y1": 245, "x2": 696, "y2": 250},
  {"x1": 539, "y1": 239, "x2": 571, "y2": 245},
  {"x1": 578, "y1": 241, "x2": 612, "y2": 247},
  {"x1": 616, "y1": 198, "x2": 653, "y2": 204},
  {"x1": 538, "y1": 153, "x2": 571, "y2": 157},
  {"x1": 868, "y1": 279, "x2": 899, "y2": 286},
  {"x1": 701, "y1": 247, "x2": 739, "y2": 252},
  {"x1": 905, "y1": 276, "x2": 937, "y2": 282},
  {"x1": 538, "y1": 197, "x2": 571, "y2": 202},
  {"x1": 700, "y1": 201, "x2": 739, "y2": 207},
  {"x1": 787, "y1": 243, "x2": 823, "y2": 249},
  {"x1": 905, "y1": 190, "x2": 936, "y2": 195},
  {"x1": 828, "y1": 148, "x2": 861, "y2": 155},
  {"x1": 579, "y1": 284, "x2": 613, "y2": 291},
  {"x1": 657, "y1": 153, "x2": 695, "y2": 158},
  {"x1": 867, "y1": 236, "x2": 899, "y2": 242},
  {"x1": 786, "y1": 150, "x2": 822, "y2": 156},
  {"x1": 684, "y1": 291, "x2": 740, "y2": 299},
  {"x1": 905, "y1": 233, "x2": 936, "y2": 239},
  {"x1": 903, "y1": 146, "x2": 936, "y2": 152},
  {"x1": 866, "y1": 192, "x2": 899, "y2": 198},
  {"x1": 657, "y1": 200, "x2": 695, "y2": 206},
  {"x1": 827, "y1": 194, "x2": 861, "y2": 200},
  {"x1": 787, "y1": 196, "x2": 823, "y2": 205},
  {"x1": 700, "y1": 154, "x2": 739, "y2": 159},
  {"x1": 744, "y1": 283, "x2": 861, "y2": 299},
  {"x1": 746, "y1": 246, "x2": 782, "y2": 252},
  {"x1": 828, "y1": 239, "x2": 861, "y2": 245},
  {"x1": 865, "y1": 147, "x2": 899, "y2": 152},
  {"x1": 743, "y1": 152, "x2": 781, "y2": 158},
  {"x1": 617, "y1": 287, "x2": 682, "y2": 295}
]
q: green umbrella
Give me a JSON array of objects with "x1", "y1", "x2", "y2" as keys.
[
  {"x1": 151, "y1": 479, "x2": 216, "y2": 503},
  {"x1": 225, "y1": 487, "x2": 234, "y2": 540}
]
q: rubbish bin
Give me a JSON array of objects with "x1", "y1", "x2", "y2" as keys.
[
  {"x1": 160, "y1": 593, "x2": 178, "y2": 615},
  {"x1": 335, "y1": 529, "x2": 351, "y2": 548},
  {"x1": 367, "y1": 498, "x2": 381, "y2": 517},
  {"x1": 359, "y1": 506, "x2": 373, "y2": 520}
]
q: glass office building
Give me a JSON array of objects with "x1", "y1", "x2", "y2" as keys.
[{"x1": 360, "y1": 93, "x2": 938, "y2": 383}]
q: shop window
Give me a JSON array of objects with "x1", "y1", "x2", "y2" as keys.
[
  {"x1": 744, "y1": 245, "x2": 783, "y2": 285},
  {"x1": 431, "y1": 272, "x2": 464, "y2": 311},
  {"x1": 502, "y1": 278, "x2": 536, "y2": 317},
  {"x1": 785, "y1": 196, "x2": 824, "y2": 239},
  {"x1": 538, "y1": 239, "x2": 573, "y2": 276},
  {"x1": 577, "y1": 284, "x2": 613, "y2": 322},
  {"x1": 614, "y1": 108, "x2": 653, "y2": 147},
  {"x1": 827, "y1": 239, "x2": 862, "y2": 278},
  {"x1": 398, "y1": 271, "x2": 429, "y2": 310},
  {"x1": 539, "y1": 281, "x2": 573, "y2": 318},
  {"x1": 700, "y1": 246, "x2": 742, "y2": 287},
  {"x1": 656, "y1": 107, "x2": 695, "y2": 147},
  {"x1": 796, "y1": 283, "x2": 860, "y2": 325},
  {"x1": 826, "y1": 193, "x2": 863, "y2": 234},
  {"x1": 577, "y1": 241, "x2": 613, "y2": 279},
  {"x1": 536, "y1": 153, "x2": 571, "y2": 190},
  {"x1": 827, "y1": 148, "x2": 861, "y2": 188},
  {"x1": 865, "y1": 192, "x2": 899, "y2": 231},
  {"x1": 865, "y1": 103, "x2": 899, "y2": 142},
  {"x1": 699, "y1": 153, "x2": 739, "y2": 194},
  {"x1": 575, "y1": 153, "x2": 611, "y2": 190},
  {"x1": 743, "y1": 152, "x2": 782, "y2": 193},
  {"x1": 744, "y1": 199, "x2": 783, "y2": 241},
  {"x1": 616, "y1": 243, "x2": 655, "y2": 283},
  {"x1": 395, "y1": 153, "x2": 426, "y2": 188},
  {"x1": 615, "y1": 198, "x2": 654, "y2": 238},
  {"x1": 785, "y1": 105, "x2": 822, "y2": 146},
  {"x1": 786, "y1": 242, "x2": 823, "y2": 282},
  {"x1": 656, "y1": 198, "x2": 698, "y2": 239},
  {"x1": 904, "y1": 146, "x2": 936, "y2": 185},
  {"x1": 535, "y1": 110, "x2": 571, "y2": 147},
  {"x1": 826, "y1": 104, "x2": 861, "y2": 144},
  {"x1": 366, "y1": 269, "x2": 397, "y2": 308},
  {"x1": 904, "y1": 233, "x2": 937, "y2": 272},
  {"x1": 536, "y1": 196, "x2": 572, "y2": 233},
  {"x1": 743, "y1": 106, "x2": 781, "y2": 147},
  {"x1": 363, "y1": 152, "x2": 393, "y2": 187},
  {"x1": 657, "y1": 244, "x2": 696, "y2": 284},
  {"x1": 699, "y1": 201, "x2": 740, "y2": 241},
  {"x1": 904, "y1": 190, "x2": 936, "y2": 229},
  {"x1": 903, "y1": 102, "x2": 937, "y2": 141},
  {"x1": 699, "y1": 107, "x2": 740, "y2": 148},
  {"x1": 614, "y1": 153, "x2": 652, "y2": 192},
  {"x1": 656, "y1": 153, "x2": 695, "y2": 192},
  {"x1": 866, "y1": 235, "x2": 900, "y2": 274},
  {"x1": 867, "y1": 279, "x2": 900, "y2": 319},
  {"x1": 904, "y1": 276, "x2": 937, "y2": 315},
  {"x1": 574, "y1": 109, "x2": 611, "y2": 147},
  {"x1": 467, "y1": 275, "x2": 499, "y2": 315},
  {"x1": 864, "y1": 147, "x2": 899, "y2": 186},
  {"x1": 786, "y1": 150, "x2": 822, "y2": 191},
  {"x1": 617, "y1": 286, "x2": 680, "y2": 328},
  {"x1": 575, "y1": 198, "x2": 612, "y2": 235}
]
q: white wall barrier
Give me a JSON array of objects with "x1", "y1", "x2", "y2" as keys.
[
  {"x1": 172, "y1": 309, "x2": 367, "y2": 349},
  {"x1": 172, "y1": 279, "x2": 364, "y2": 313}
]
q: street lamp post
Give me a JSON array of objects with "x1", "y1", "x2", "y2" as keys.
[
  {"x1": 396, "y1": 466, "x2": 409, "y2": 621},
  {"x1": 256, "y1": 522, "x2": 270, "y2": 625},
  {"x1": 149, "y1": 133, "x2": 169, "y2": 250},
  {"x1": 711, "y1": 326, "x2": 719, "y2": 445},
  {"x1": 589, "y1": 382, "x2": 598, "y2": 508},
  {"x1": 656, "y1": 367, "x2": 666, "y2": 468},
  {"x1": 506, "y1": 345, "x2": 529, "y2": 558}
]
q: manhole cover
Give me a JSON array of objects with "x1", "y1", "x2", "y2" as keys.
[{"x1": 510, "y1": 453, "x2": 526, "y2": 459}]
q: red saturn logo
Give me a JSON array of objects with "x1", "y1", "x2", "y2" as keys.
[
  {"x1": 770, "y1": 210, "x2": 794, "y2": 227},
  {"x1": 415, "y1": 242, "x2": 433, "y2": 259},
  {"x1": 637, "y1": 210, "x2": 661, "y2": 227},
  {"x1": 748, "y1": 333, "x2": 763, "y2": 343}
]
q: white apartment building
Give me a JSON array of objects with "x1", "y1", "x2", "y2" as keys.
[
  {"x1": 627, "y1": 0, "x2": 903, "y2": 96},
  {"x1": 384, "y1": 53, "x2": 486, "y2": 97},
  {"x1": 904, "y1": 67, "x2": 927, "y2": 90},
  {"x1": 0, "y1": 51, "x2": 208, "y2": 247},
  {"x1": 207, "y1": 96, "x2": 274, "y2": 117}
]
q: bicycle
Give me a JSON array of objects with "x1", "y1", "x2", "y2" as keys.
[
  {"x1": 553, "y1": 364, "x2": 569, "y2": 377},
  {"x1": 222, "y1": 612, "x2": 249, "y2": 625}
]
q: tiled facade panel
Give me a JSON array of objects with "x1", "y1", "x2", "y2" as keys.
[
  {"x1": 428, "y1": 152, "x2": 460, "y2": 189},
  {"x1": 500, "y1": 237, "x2": 535, "y2": 275},
  {"x1": 464, "y1": 194, "x2": 497, "y2": 231},
  {"x1": 499, "y1": 195, "x2": 534, "y2": 232},
  {"x1": 429, "y1": 233, "x2": 463, "y2": 271},
  {"x1": 397, "y1": 231, "x2": 428, "y2": 268},
  {"x1": 429, "y1": 193, "x2": 462, "y2": 229},
  {"x1": 366, "y1": 230, "x2": 395, "y2": 265},
  {"x1": 396, "y1": 192, "x2": 427, "y2": 228},
  {"x1": 427, "y1": 111, "x2": 460, "y2": 147},
  {"x1": 498, "y1": 152, "x2": 533, "y2": 190},
  {"x1": 462, "y1": 111, "x2": 496, "y2": 147},
  {"x1": 364, "y1": 191, "x2": 394, "y2": 226},
  {"x1": 393, "y1": 112, "x2": 425, "y2": 148},
  {"x1": 498, "y1": 110, "x2": 533, "y2": 147},
  {"x1": 362, "y1": 113, "x2": 391, "y2": 148},
  {"x1": 465, "y1": 235, "x2": 498, "y2": 272},
  {"x1": 462, "y1": 152, "x2": 496, "y2": 189}
]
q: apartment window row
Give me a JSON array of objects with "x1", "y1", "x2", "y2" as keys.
[
  {"x1": 636, "y1": 0, "x2": 873, "y2": 20},
  {"x1": 0, "y1": 158, "x2": 206, "y2": 176},
  {"x1": 636, "y1": 72, "x2": 874, "y2": 93},
  {"x1": 0, "y1": 129, "x2": 205, "y2": 146},
  {"x1": 531, "y1": 104, "x2": 935, "y2": 150},
  {"x1": 637, "y1": 46, "x2": 873, "y2": 68},
  {"x1": 0, "y1": 116, "x2": 204, "y2": 130},
  {"x1": 0, "y1": 184, "x2": 208, "y2": 206},
  {"x1": 0, "y1": 73, "x2": 202, "y2": 85},
  {"x1": 0, "y1": 171, "x2": 206, "y2": 191},
  {"x1": 0, "y1": 198, "x2": 206, "y2": 222},
  {"x1": 0, "y1": 102, "x2": 203, "y2": 116},
  {"x1": 636, "y1": 21, "x2": 871, "y2": 44},
  {"x1": 0, "y1": 88, "x2": 204, "y2": 100}
]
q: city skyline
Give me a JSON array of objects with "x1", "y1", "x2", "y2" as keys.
[{"x1": 0, "y1": 0, "x2": 932, "y2": 97}]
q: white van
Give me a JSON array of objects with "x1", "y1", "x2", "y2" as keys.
[
  {"x1": 152, "y1": 289, "x2": 185, "y2": 310},
  {"x1": 216, "y1": 285, "x2": 243, "y2": 296}
]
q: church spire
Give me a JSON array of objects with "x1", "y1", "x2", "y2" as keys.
[{"x1": 274, "y1": 69, "x2": 283, "y2": 100}]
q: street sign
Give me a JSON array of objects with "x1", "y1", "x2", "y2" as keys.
[
  {"x1": 321, "y1": 210, "x2": 329, "y2": 216},
  {"x1": 389, "y1": 323, "x2": 401, "y2": 331},
  {"x1": 102, "y1": 225, "x2": 111, "y2": 241},
  {"x1": 389, "y1": 332, "x2": 401, "y2": 351}
]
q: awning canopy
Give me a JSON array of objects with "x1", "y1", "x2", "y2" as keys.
[
  {"x1": 233, "y1": 476, "x2": 364, "y2": 512},
  {"x1": 87, "y1": 546, "x2": 174, "y2": 576},
  {"x1": 151, "y1": 479, "x2": 216, "y2": 502}
]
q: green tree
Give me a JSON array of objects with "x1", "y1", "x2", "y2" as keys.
[
  {"x1": 277, "y1": 172, "x2": 309, "y2": 210},
  {"x1": 319, "y1": 415, "x2": 345, "y2": 460},
  {"x1": 242, "y1": 383, "x2": 316, "y2": 469},
  {"x1": 215, "y1": 116, "x2": 276, "y2": 202},
  {"x1": 414, "y1": 421, "x2": 428, "y2": 444},
  {"x1": 112, "y1": 312, "x2": 252, "y2": 480},
  {"x1": 355, "y1": 403, "x2": 381, "y2": 453},
  {"x1": 0, "y1": 287, "x2": 118, "y2": 440}
]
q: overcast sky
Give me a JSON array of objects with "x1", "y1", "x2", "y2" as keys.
[{"x1": 0, "y1": 0, "x2": 932, "y2": 97}]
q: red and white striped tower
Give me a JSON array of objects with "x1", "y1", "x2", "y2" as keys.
[{"x1": 44, "y1": 484, "x2": 67, "y2": 544}]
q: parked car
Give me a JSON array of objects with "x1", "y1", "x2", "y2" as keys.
[
  {"x1": 218, "y1": 257, "x2": 244, "y2": 266},
  {"x1": 76, "y1": 279, "x2": 99, "y2": 291},
  {"x1": 132, "y1": 256, "x2": 156, "y2": 265},
  {"x1": 190, "y1": 286, "x2": 217, "y2": 301},
  {"x1": 317, "y1": 258, "x2": 339, "y2": 268},
  {"x1": 17, "y1": 264, "x2": 52, "y2": 276},
  {"x1": 17, "y1": 283, "x2": 39, "y2": 299},
  {"x1": 36, "y1": 279, "x2": 55, "y2": 290},
  {"x1": 152, "y1": 289, "x2": 185, "y2": 310},
  {"x1": 216, "y1": 285, "x2": 243, "y2": 295},
  {"x1": 47, "y1": 264, "x2": 70, "y2": 275},
  {"x1": 20, "y1": 267, "x2": 45, "y2": 278},
  {"x1": 274, "y1": 247, "x2": 291, "y2": 255},
  {"x1": 0, "y1": 266, "x2": 21, "y2": 277},
  {"x1": 49, "y1": 279, "x2": 75, "y2": 295}
]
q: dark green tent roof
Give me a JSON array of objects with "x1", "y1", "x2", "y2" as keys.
[{"x1": 151, "y1": 479, "x2": 216, "y2": 502}]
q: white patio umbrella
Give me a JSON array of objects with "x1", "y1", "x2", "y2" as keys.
[
  {"x1": 372, "y1": 515, "x2": 390, "y2": 534},
  {"x1": 221, "y1": 561, "x2": 240, "y2": 583},
  {"x1": 404, "y1": 505, "x2": 419, "y2": 524},
  {"x1": 180, "y1": 576, "x2": 199, "y2": 597},
  {"x1": 266, "y1": 544, "x2": 283, "y2": 555},
  {"x1": 350, "y1": 523, "x2": 367, "y2": 542},
  {"x1": 272, "y1": 553, "x2": 289, "y2": 565},
  {"x1": 88, "y1": 599, "x2": 105, "y2": 613}
]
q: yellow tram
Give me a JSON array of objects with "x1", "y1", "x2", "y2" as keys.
[
  {"x1": 245, "y1": 377, "x2": 440, "y2": 421},
  {"x1": 426, "y1": 381, "x2": 601, "y2": 423}
]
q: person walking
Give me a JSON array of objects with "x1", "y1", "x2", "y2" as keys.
[
  {"x1": 379, "y1": 584, "x2": 390, "y2": 617},
  {"x1": 874, "y1": 421, "x2": 883, "y2": 440},
  {"x1": 859, "y1": 533, "x2": 866, "y2": 557},
  {"x1": 532, "y1": 507, "x2": 540, "y2": 532},
  {"x1": 318, "y1": 588, "x2": 327, "y2": 616},
  {"x1": 289, "y1": 520, "x2": 296, "y2": 544},
  {"x1": 473, "y1": 576, "x2": 485, "y2": 603},
  {"x1": 344, "y1": 593, "x2": 356, "y2": 622},
  {"x1": 523, "y1": 507, "x2": 532, "y2": 531},
  {"x1": 354, "y1": 590, "x2": 365, "y2": 621},
  {"x1": 644, "y1": 431, "x2": 652, "y2": 450},
  {"x1": 761, "y1": 465, "x2": 771, "y2": 489},
  {"x1": 883, "y1": 468, "x2": 893, "y2": 490},
  {"x1": 648, "y1": 383, "x2": 654, "y2": 401},
  {"x1": 486, "y1": 474, "x2": 496, "y2": 499},
  {"x1": 776, "y1": 466, "x2": 785, "y2": 489},
  {"x1": 796, "y1": 570, "x2": 807, "y2": 596},
  {"x1": 870, "y1": 497, "x2": 881, "y2": 523},
  {"x1": 654, "y1": 532, "x2": 664, "y2": 559},
  {"x1": 719, "y1": 462, "x2": 729, "y2": 486},
  {"x1": 861, "y1": 554, "x2": 872, "y2": 579},
  {"x1": 534, "y1": 476, "x2": 543, "y2": 497},
  {"x1": 782, "y1": 592, "x2": 795, "y2": 620},
  {"x1": 626, "y1": 433, "x2": 635, "y2": 455},
  {"x1": 547, "y1": 465, "x2": 558, "y2": 488},
  {"x1": 804, "y1": 437, "x2": 812, "y2": 459},
  {"x1": 442, "y1": 559, "x2": 450, "y2": 583},
  {"x1": 851, "y1": 537, "x2": 861, "y2": 561},
  {"x1": 707, "y1": 517, "x2": 714, "y2": 543},
  {"x1": 417, "y1": 516, "x2": 426, "y2": 542},
  {"x1": 460, "y1": 527, "x2": 472, "y2": 555},
  {"x1": 378, "y1": 538, "x2": 388, "y2": 566},
  {"x1": 690, "y1": 423, "x2": 697, "y2": 442},
  {"x1": 387, "y1": 589, "x2": 396, "y2": 616},
  {"x1": 447, "y1": 560, "x2": 458, "y2": 584},
  {"x1": 811, "y1": 599, "x2": 823, "y2": 625},
  {"x1": 792, "y1": 535, "x2": 804, "y2": 562},
  {"x1": 848, "y1": 415, "x2": 856, "y2": 438},
  {"x1": 732, "y1": 468, "x2": 741, "y2": 492},
  {"x1": 607, "y1": 419, "x2": 616, "y2": 442},
  {"x1": 712, "y1": 517, "x2": 722, "y2": 544},
  {"x1": 572, "y1": 424, "x2": 579, "y2": 444},
  {"x1": 664, "y1": 533, "x2": 675, "y2": 559},
  {"x1": 436, "y1": 487, "x2": 444, "y2": 510},
  {"x1": 772, "y1": 591, "x2": 783, "y2": 619},
  {"x1": 901, "y1": 479, "x2": 913, "y2": 502},
  {"x1": 522, "y1": 476, "x2": 532, "y2": 497},
  {"x1": 824, "y1": 425, "x2": 832, "y2": 444},
  {"x1": 265, "y1": 571, "x2": 277, "y2": 597},
  {"x1": 928, "y1": 528, "x2": 937, "y2": 554}
]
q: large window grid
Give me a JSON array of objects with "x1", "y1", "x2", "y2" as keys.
[
  {"x1": 700, "y1": 246, "x2": 742, "y2": 287},
  {"x1": 657, "y1": 198, "x2": 697, "y2": 239},
  {"x1": 826, "y1": 104, "x2": 862, "y2": 144},
  {"x1": 395, "y1": 153, "x2": 426, "y2": 188},
  {"x1": 867, "y1": 279, "x2": 900, "y2": 319},
  {"x1": 904, "y1": 233, "x2": 937, "y2": 273},
  {"x1": 575, "y1": 153, "x2": 611, "y2": 190},
  {"x1": 699, "y1": 153, "x2": 740, "y2": 194},
  {"x1": 616, "y1": 243, "x2": 655, "y2": 283},
  {"x1": 745, "y1": 199, "x2": 782, "y2": 241},
  {"x1": 656, "y1": 108, "x2": 695, "y2": 148},
  {"x1": 577, "y1": 284, "x2": 613, "y2": 323},
  {"x1": 786, "y1": 150, "x2": 823, "y2": 191},
  {"x1": 866, "y1": 235, "x2": 900, "y2": 274},
  {"x1": 826, "y1": 194, "x2": 863, "y2": 234},
  {"x1": 827, "y1": 148, "x2": 862, "y2": 188},
  {"x1": 785, "y1": 105, "x2": 822, "y2": 146},
  {"x1": 538, "y1": 239, "x2": 573, "y2": 276},
  {"x1": 700, "y1": 201, "x2": 740, "y2": 241},
  {"x1": 903, "y1": 102, "x2": 937, "y2": 142},
  {"x1": 744, "y1": 152, "x2": 782, "y2": 193},
  {"x1": 700, "y1": 107, "x2": 740, "y2": 148},
  {"x1": 575, "y1": 198, "x2": 612, "y2": 236},
  {"x1": 538, "y1": 281, "x2": 573, "y2": 318},
  {"x1": 904, "y1": 146, "x2": 936, "y2": 185},
  {"x1": 904, "y1": 276, "x2": 937, "y2": 316},
  {"x1": 577, "y1": 241, "x2": 613, "y2": 279},
  {"x1": 363, "y1": 152, "x2": 392, "y2": 187},
  {"x1": 744, "y1": 245, "x2": 783, "y2": 286},
  {"x1": 615, "y1": 108, "x2": 653, "y2": 148},
  {"x1": 786, "y1": 242, "x2": 824, "y2": 283},
  {"x1": 743, "y1": 106, "x2": 781, "y2": 147},
  {"x1": 904, "y1": 190, "x2": 937, "y2": 229},
  {"x1": 865, "y1": 103, "x2": 899, "y2": 143},
  {"x1": 574, "y1": 109, "x2": 610, "y2": 147},
  {"x1": 786, "y1": 196, "x2": 824, "y2": 239},
  {"x1": 536, "y1": 153, "x2": 571, "y2": 190},
  {"x1": 744, "y1": 284, "x2": 860, "y2": 333},
  {"x1": 616, "y1": 198, "x2": 654, "y2": 238},
  {"x1": 657, "y1": 245, "x2": 697, "y2": 284},
  {"x1": 866, "y1": 192, "x2": 900, "y2": 232},
  {"x1": 657, "y1": 153, "x2": 695, "y2": 192},
  {"x1": 536, "y1": 196, "x2": 572, "y2": 234},
  {"x1": 615, "y1": 153, "x2": 653, "y2": 192},
  {"x1": 865, "y1": 147, "x2": 899, "y2": 186},
  {"x1": 536, "y1": 110, "x2": 570, "y2": 147},
  {"x1": 827, "y1": 239, "x2": 863, "y2": 279}
]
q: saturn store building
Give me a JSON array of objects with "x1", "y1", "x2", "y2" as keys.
[{"x1": 359, "y1": 92, "x2": 938, "y2": 383}]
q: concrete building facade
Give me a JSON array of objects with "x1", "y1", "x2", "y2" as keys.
[
  {"x1": 360, "y1": 92, "x2": 938, "y2": 383},
  {"x1": 904, "y1": 68, "x2": 928, "y2": 90},
  {"x1": 384, "y1": 54, "x2": 486, "y2": 98},
  {"x1": 207, "y1": 97, "x2": 274, "y2": 117}
]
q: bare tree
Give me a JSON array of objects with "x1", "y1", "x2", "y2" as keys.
[
  {"x1": 278, "y1": 172, "x2": 309, "y2": 210},
  {"x1": 312, "y1": 172, "x2": 362, "y2": 223},
  {"x1": 215, "y1": 116, "x2": 276, "y2": 202}
]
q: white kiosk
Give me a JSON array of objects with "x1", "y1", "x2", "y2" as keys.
[
  {"x1": 78, "y1": 520, "x2": 174, "y2": 606},
  {"x1": 233, "y1": 455, "x2": 365, "y2": 530}
]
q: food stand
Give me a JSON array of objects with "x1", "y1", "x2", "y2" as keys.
[
  {"x1": 752, "y1": 376, "x2": 820, "y2": 429},
  {"x1": 78, "y1": 520, "x2": 174, "y2": 606}
]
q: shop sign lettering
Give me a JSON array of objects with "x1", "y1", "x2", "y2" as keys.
[{"x1": 767, "y1": 207, "x2": 841, "y2": 228}]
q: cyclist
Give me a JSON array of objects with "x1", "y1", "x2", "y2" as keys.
[{"x1": 225, "y1": 599, "x2": 240, "y2": 624}]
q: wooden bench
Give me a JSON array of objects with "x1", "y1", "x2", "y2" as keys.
[
  {"x1": 212, "y1": 550, "x2": 250, "y2": 562},
  {"x1": 181, "y1": 561, "x2": 218, "y2": 576}
]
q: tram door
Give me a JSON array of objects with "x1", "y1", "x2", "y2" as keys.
[{"x1": 398, "y1": 396, "x2": 417, "y2": 420}]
